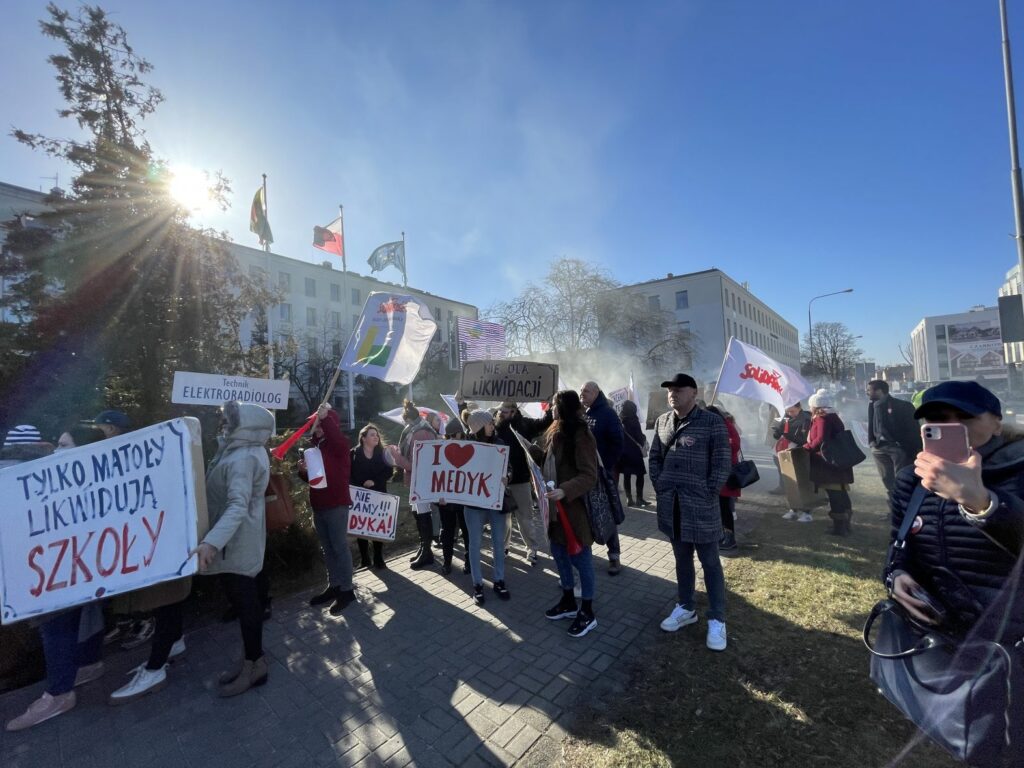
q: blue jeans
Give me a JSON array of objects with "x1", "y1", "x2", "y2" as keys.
[
  {"x1": 40, "y1": 607, "x2": 103, "y2": 695},
  {"x1": 312, "y1": 505, "x2": 353, "y2": 590},
  {"x1": 551, "y1": 541, "x2": 595, "y2": 600},
  {"x1": 463, "y1": 507, "x2": 507, "y2": 585},
  {"x1": 671, "y1": 539, "x2": 726, "y2": 622}
]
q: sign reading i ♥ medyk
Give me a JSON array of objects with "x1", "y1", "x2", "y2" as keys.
[
  {"x1": 409, "y1": 440, "x2": 509, "y2": 511},
  {"x1": 0, "y1": 418, "x2": 206, "y2": 624},
  {"x1": 172, "y1": 371, "x2": 291, "y2": 409}
]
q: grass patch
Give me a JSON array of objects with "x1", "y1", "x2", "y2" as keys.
[{"x1": 557, "y1": 480, "x2": 959, "y2": 768}]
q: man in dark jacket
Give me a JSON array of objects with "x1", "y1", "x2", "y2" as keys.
[
  {"x1": 867, "y1": 379, "x2": 922, "y2": 492},
  {"x1": 649, "y1": 373, "x2": 732, "y2": 651},
  {"x1": 581, "y1": 381, "x2": 625, "y2": 574},
  {"x1": 495, "y1": 400, "x2": 552, "y2": 564}
]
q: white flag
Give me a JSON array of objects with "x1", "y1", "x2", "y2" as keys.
[
  {"x1": 377, "y1": 405, "x2": 449, "y2": 431},
  {"x1": 339, "y1": 293, "x2": 437, "y2": 385},
  {"x1": 716, "y1": 338, "x2": 813, "y2": 413}
]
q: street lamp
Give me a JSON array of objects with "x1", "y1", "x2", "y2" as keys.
[{"x1": 808, "y1": 289, "x2": 854, "y2": 371}]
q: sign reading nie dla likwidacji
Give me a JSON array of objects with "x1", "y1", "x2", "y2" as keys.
[
  {"x1": 172, "y1": 371, "x2": 290, "y2": 409},
  {"x1": 0, "y1": 418, "x2": 206, "y2": 624},
  {"x1": 459, "y1": 360, "x2": 558, "y2": 403}
]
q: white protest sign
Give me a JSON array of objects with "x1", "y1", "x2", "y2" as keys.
[
  {"x1": 409, "y1": 440, "x2": 509, "y2": 510},
  {"x1": 346, "y1": 486, "x2": 400, "y2": 542},
  {"x1": 460, "y1": 360, "x2": 558, "y2": 403},
  {"x1": 0, "y1": 418, "x2": 205, "y2": 624},
  {"x1": 511, "y1": 429, "x2": 549, "y2": 537},
  {"x1": 172, "y1": 371, "x2": 290, "y2": 410}
]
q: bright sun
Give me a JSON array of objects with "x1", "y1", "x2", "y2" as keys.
[{"x1": 168, "y1": 165, "x2": 212, "y2": 211}]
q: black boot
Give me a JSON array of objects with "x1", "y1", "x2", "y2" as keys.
[
  {"x1": 372, "y1": 541, "x2": 387, "y2": 570},
  {"x1": 329, "y1": 589, "x2": 356, "y2": 615},
  {"x1": 410, "y1": 515, "x2": 435, "y2": 570},
  {"x1": 409, "y1": 544, "x2": 423, "y2": 564},
  {"x1": 357, "y1": 539, "x2": 372, "y2": 570},
  {"x1": 309, "y1": 586, "x2": 339, "y2": 607}
]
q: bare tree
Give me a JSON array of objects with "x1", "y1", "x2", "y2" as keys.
[
  {"x1": 801, "y1": 321, "x2": 862, "y2": 381},
  {"x1": 486, "y1": 257, "x2": 619, "y2": 353},
  {"x1": 595, "y1": 290, "x2": 696, "y2": 368},
  {"x1": 275, "y1": 325, "x2": 345, "y2": 415}
]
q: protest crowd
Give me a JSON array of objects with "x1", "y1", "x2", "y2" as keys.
[{"x1": 1, "y1": 353, "x2": 1024, "y2": 767}]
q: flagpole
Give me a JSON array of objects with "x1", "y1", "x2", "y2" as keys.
[
  {"x1": 339, "y1": 204, "x2": 347, "y2": 273},
  {"x1": 709, "y1": 336, "x2": 735, "y2": 406},
  {"x1": 261, "y1": 174, "x2": 269, "y2": 254},
  {"x1": 401, "y1": 231, "x2": 407, "y2": 287}
]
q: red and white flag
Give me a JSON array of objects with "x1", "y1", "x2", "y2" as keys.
[
  {"x1": 313, "y1": 214, "x2": 345, "y2": 268},
  {"x1": 716, "y1": 338, "x2": 813, "y2": 413}
]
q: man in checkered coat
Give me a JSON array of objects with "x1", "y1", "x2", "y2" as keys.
[{"x1": 648, "y1": 373, "x2": 733, "y2": 651}]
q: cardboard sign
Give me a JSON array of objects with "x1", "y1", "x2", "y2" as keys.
[
  {"x1": 511, "y1": 429, "x2": 549, "y2": 537},
  {"x1": 346, "y1": 487, "x2": 400, "y2": 542},
  {"x1": 172, "y1": 371, "x2": 290, "y2": 410},
  {"x1": 409, "y1": 440, "x2": 509, "y2": 510},
  {"x1": 459, "y1": 360, "x2": 558, "y2": 403},
  {"x1": 646, "y1": 389, "x2": 667, "y2": 430},
  {"x1": 0, "y1": 418, "x2": 206, "y2": 624}
]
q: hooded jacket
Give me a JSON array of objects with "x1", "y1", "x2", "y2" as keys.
[
  {"x1": 202, "y1": 403, "x2": 274, "y2": 577},
  {"x1": 495, "y1": 408, "x2": 552, "y2": 485},
  {"x1": 887, "y1": 426, "x2": 1024, "y2": 642},
  {"x1": 616, "y1": 400, "x2": 647, "y2": 477}
]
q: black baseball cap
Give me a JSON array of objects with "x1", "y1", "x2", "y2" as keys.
[
  {"x1": 914, "y1": 381, "x2": 1002, "y2": 420},
  {"x1": 660, "y1": 373, "x2": 698, "y2": 389}
]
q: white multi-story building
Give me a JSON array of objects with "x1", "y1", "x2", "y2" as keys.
[
  {"x1": 606, "y1": 269, "x2": 801, "y2": 385},
  {"x1": 230, "y1": 242, "x2": 478, "y2": 376},
  {"x1": 910, "y1": 305, "x2": 1006, "y2": 385}
]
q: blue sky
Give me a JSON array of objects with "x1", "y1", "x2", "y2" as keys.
[{"x1": 0, "y1": 1, "x2": 1020, "y2": 365}]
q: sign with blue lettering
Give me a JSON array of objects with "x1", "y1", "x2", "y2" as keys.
[
  {"x1": 0, "y1": 418, "x2": 206, "y2": 624},
  {"x1": 172, "y1": 371, "x2": 290, "y2": 409}
]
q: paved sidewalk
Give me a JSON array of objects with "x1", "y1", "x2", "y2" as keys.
[{"x1": 0, "y1": 506, "x2": 687, "y2": 768}]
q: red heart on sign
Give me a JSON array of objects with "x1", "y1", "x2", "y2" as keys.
[{"x1": 444, "y1": 442, "x2": 475, "y2": 469}]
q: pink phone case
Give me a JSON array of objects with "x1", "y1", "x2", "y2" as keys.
[{"x1": 921, "y1": 423, "x2": 970, "y2": 463}]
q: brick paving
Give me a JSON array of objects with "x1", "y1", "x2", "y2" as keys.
[{"x1": 0, "y1": 501, "x2": 707, "y2": 768}]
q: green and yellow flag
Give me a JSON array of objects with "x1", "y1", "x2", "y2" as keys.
[{"x1": 249, "y1": 187, "x2": 273, "y2": 246}]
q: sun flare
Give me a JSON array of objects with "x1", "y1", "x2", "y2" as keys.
[{"x1": 168, "y1": 164, "x2": 212, "y2": 211}]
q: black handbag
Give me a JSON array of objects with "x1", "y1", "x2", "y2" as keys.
[
  {"x1": 583, "y1": 450, "x2": 625, "y2": 544},
  {"x1": 864, "y1": 485, "x2": 1024, "y2": 766},
  {"x1": 820, "y1": 429, "x2": 866, "y2": 469},
  {"x1": 726, "y1": 451, "x2": 760, "y2": 490}
]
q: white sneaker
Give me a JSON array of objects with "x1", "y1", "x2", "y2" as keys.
[
  {"x1": 796, "y1": 511, "x2": 813, "y2": 523},
  {"x1": 707, "y1": 619, "x2": 727, "y2": 651},
  {"x1": 660, "y1": 604, "x2": 698, "y2": 632},
  {"x1": 782, "y1": 510, "x2": 798, "y2": 521},
  {"x1": 169, "y1": 637, "x2": 186, "y2": 660},
  {"x1": 108, "y1": 664, "x2": 167, "y2": 705}
]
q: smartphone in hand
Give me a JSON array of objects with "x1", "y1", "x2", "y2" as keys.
[
  {"x1": 908, "y1": 584, "x2": 947, "y2": 625},
  {"x1": 921, "y1": 423, "x2": 970, "y2": 464}
]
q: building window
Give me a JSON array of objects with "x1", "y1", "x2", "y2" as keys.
[
  {"x1": 330, "y1": 283, "x2": 340, "y2": 302},
  {"x1": 332, "y1": 340, "x2": 342, "y2": 358},
  {"x1": 279, "y1": 272, "x2": 291, "y2": 292},
  {"x1": 280, "y1": 303, "x2": 291, "y2": 322},
  {"x1": 330, "y1": 311, "x2": 340, "y2": 329},
  {"x1": 648, "y1": 295, "x2": 661, "y2": 311},
  {"x1": 307, "y1": 307, "x2": 317, "y2": 327},
  {"x1": 351, "y1": 288, "x2": 361, "y2": 306},
  {"x1": 675, "y1": 290, "x2": 689, "y2": 310},
  {"x1": 305, "y1": 277, "x2": 316, "y2": 298},
  {"x1": 678, "y1": 321, "x2": 691, "y2": 334},
  {"x1": 352, "y1": 314, "x2": 360, "y2": 329}
]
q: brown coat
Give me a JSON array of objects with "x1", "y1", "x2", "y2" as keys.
[{"x1": 532, "y1": 427, "x2": 600, "y2": 548}]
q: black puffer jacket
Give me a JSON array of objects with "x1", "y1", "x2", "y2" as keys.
[
  {"x1": 887, "y1": 429, "x2": 1024, "y2": 642},
  {"x1": 495, "y1": 408, "x2": 552, "y2": 485}
]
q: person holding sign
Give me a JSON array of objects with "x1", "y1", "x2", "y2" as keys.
[
  {"x1": 5, "y1": 424, "x2": 105, "y2": 732},
  {"x1": 350, "y1": 423, "x2": 394, "y2": 570},
  {"x1": 462, "y1": 410, "x2": 512, "y2": 605},
  {"x1": 529, "y1": 390, "x2": 601, "y2": 638},
  {"x1": 193, "y1": 402, "x2": 273, "y2": 698},
  {"x1": 438, "y1": 418, "x2": 471, "y2": 576},
  {"x1": 494, "y1": 400, "x2": 552, "y2": 566},
  {"x1": 393, "y1": 401, "x2": 440, "y2": 570},
  {"x1": 297, "y1": 404, "x2": 356, "y2": 614}
]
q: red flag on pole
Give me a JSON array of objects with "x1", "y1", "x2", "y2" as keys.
[{"x1": 312, "y1": 212, "x2": 345, "y2": 269}]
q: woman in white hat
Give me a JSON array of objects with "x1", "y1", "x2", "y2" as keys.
[{"x1": 803, "y1": 389, "x2": 855, "y2": 535}]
